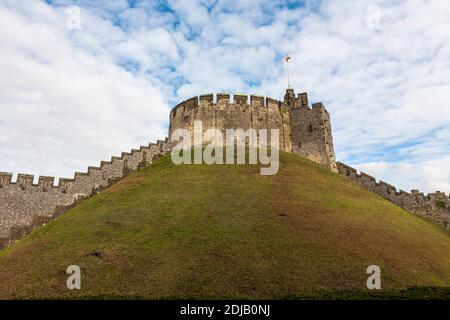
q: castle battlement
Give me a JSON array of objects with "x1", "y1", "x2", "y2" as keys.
[
  {"x1": 0, "y1": 139, "x2": 176, "y2": 248},
  {"x1": 170, "y1": 93, "x2": 293, "y2": 116},
  {"x1": 337, "y1": 162, "x2": 450, "y2": 229},
  {"x1": 169, "y1": 89, "x2": 338, "y2": 172}
]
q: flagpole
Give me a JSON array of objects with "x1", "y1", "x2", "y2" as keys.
[{"x1": 285, "y1": 55, "x2": 291, "y2": 89}]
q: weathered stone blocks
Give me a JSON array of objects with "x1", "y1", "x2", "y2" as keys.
[
  {"x1": 336, "y1": 162, "x2": 450, "y2": 229},
  {"x1": 168, "y1": 91, "x2": 338, "y2": 173},
  {"x1": 0, "y1": 139, "x2": 175, "y2": 248}
]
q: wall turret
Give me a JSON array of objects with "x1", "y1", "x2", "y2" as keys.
[
  {"x1": 287, "y1": 89, "x2": 338, "y2": 172},
  {"x1": 284, "y1": 88, "x2": 296, "y2": 108}
]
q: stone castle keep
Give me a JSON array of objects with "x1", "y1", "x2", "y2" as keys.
[
  {"x1": 169, "y1": 89, "x2": 338, "y2": 172},
  {"x1": 0, "y1": 88, "x2": 449, "y2": 248}
]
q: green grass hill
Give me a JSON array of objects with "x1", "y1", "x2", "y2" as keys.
[{"x1": 0, "y1": 152, "x2": 449, "y2": 299}]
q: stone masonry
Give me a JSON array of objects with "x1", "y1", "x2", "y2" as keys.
[
  {"x1": 169, "y1": 89, "x2": 338, "y2": 172},
  {"x1": 0, "y1": 139, "x2": 175, "y2": 248},
  {"x1": 337, "y1": 162, "x2": 450, "y2": 230}
]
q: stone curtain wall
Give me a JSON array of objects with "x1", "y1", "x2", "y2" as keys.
[
  {"x1": 0, "y1": 139, "x2": 175, "y2": 248},
  {"x1": 337, "y1": 162, "x2": 450, "y2": 229},
  {"x1": 168, "y1": 92, "x2": 337, "y2": 172}
]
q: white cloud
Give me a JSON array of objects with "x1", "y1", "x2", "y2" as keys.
[
  {"x1": 356, "y1": 157, "x2": 450, "y2": 195},
  {"x1": 0, "y1": 0, "x2": 170, "y2": 182},
  {"x1": 0, "y1": 0, "x2": 449, "y2": 193}
]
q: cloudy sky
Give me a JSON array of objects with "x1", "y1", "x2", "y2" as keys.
[{"x1": 0, "y1": 0, "x2": 449, "y2": 193}]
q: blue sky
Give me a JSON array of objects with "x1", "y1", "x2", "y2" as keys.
[{"x1": 0, "y1": 0, "x2": 449, "y2": 193}]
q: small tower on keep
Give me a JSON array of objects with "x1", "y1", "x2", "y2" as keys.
[
  {"x1": 281, "y1": 55, "x2": 337, "y2": 172},
  {"x1": 284, "y1": 88, "x2": 296, "y2": 107},
  {"x1": 285, "y1": 87, "x2": 338, "y2": 172}
]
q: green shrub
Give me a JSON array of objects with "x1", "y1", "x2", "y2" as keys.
[{"x1": 436, "y1": 200, "x2": 445, "y2": 209}]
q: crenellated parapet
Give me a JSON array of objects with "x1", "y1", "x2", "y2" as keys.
[
  {"x1": 170, "y1": 93, "x2": 291, "y2": 117},
  {"x1": 337, "y1": 162, "x2": 450, "y2": 229},
  {"x1": 169, "y1": 90, "x2": 337, "y2": 171},
  {"x1": 0, "y1": 138, "x2": 176, "y2": 248},
  {"x1": 169, "y1": 93, "x2": 293, "y2": 153}
]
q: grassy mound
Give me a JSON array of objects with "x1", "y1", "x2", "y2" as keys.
[{"x1": 0, "y1": 153, "x2": 449, "y2": 299}]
